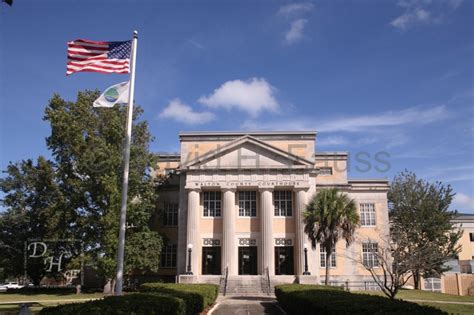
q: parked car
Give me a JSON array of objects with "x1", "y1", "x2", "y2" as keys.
[
  {"x1": 0, "y1": 284, "x2": 7, "y2": 292},
  {"x1": 4, "y1": 282, "x2": 24, "y2": 289}
]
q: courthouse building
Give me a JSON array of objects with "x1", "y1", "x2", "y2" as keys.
[{"x1": 154, "y1": 131, "x2": 390, "y2": 284}]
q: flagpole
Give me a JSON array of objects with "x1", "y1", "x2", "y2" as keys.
[{"x1": 115, "y1": 30, "x2": 138, "y2": 296}]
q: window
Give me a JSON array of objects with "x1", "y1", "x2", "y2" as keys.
[
  {"x1": 274, "y1": 191, "x2": 293, "y2": 216},
  {"x1": 239, "y1": 191, "x2": 257, "y2": 217},
  {"x1": 160, "y1": 244, "x2": 177, "y2": 268},
  {"x1": 203, "y1": 191, "x2": 221, "y2": 217},
  {"x1": 362, "y1": 242, "x2": 379, "y2": 267},
  {"x1": 319, "y1": 167, "x2": 333, "y2": 175},
  {"x1": 320, "y1": 247, "x2": 336, "y2": 268},
  {"x1": 360, "y1": 203, "x2": 376, "y2": 227},
  {"x1": 470, "y1": 233, "x2": 474, "y2": 242},
  {"x1": 162, "y1": 203, "x2": 178, "y2": 226}
]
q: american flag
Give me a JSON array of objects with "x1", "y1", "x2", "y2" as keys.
[{"x1": 66, "y1": 39, "x2": 132, "y2": 75}]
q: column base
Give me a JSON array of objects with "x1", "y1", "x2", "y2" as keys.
[{"x1": 296, "y1": 275, "x2": 319, "y2": 284}]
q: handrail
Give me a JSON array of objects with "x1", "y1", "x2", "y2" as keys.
[
  {"x1": 265, "y1": 267, "x2": 271, "y2": 295},
  {"x1": 223, "y1": 267, "x2": 229, "y2": 296}
]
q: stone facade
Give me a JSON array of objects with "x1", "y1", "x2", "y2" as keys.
[{"x1": 154, "y1": 131, "x2": 390, "y2": 284}]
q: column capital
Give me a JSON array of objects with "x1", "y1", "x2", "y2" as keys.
[
  {"x1": 185, "y1": 185, "x2": 201, "y2": 192},
  {"x1": 221, "y1": 186, "x2": 237, "y2": 192},
  {"x1": 258, "y1": 186, "x2": 274, "y2": 192},
  {"x1": 293, "y1": 186, "x2": 310, "y2": 192}
]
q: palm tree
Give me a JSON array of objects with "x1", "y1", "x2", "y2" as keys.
[{"x1": 304, "y1": 188, "x2": 359, "y2": 285}]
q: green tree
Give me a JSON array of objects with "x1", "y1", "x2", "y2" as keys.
[
  {"x1": 303, "y1": 188, "x2": 359, "y2": 285},
  {"x1": 43, "y1": 90, "x2": 162, "y2": 289},
  {"x1": 389, "y1": 171, "x2": 462, "y2": 289},
  {"x1": 0, "y1": 156, "x2": 73, "y2": 284},
  {"x1": 0, "y1": 90, "x2": 162, "y2": 288}
]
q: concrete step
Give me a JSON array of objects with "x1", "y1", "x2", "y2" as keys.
[{"x1": 221, "y1": 275, "x2": 269, "y2": 294}]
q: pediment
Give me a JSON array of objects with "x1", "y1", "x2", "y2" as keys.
[{"x1": 182, "y1": 135, "x2": 314, "y2": 170}]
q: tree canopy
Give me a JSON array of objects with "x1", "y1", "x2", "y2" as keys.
[
  {"x1": 388, "y1": 171, "x2": 462, "y2": 289},
  {"x1": 0, "y1": 90, "x2": 162, "y2": 285},
  {"x1": 304, "y1": 188, "x2": 359, "y2": 285}
]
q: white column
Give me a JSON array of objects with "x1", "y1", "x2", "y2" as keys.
[
  {"x1": 260, "y1": 188, "x2": 274, "y2": 275},
  {"x1": 222, "y1": 188, "x2": 237, "y2": 275},
  {"x1": 186, "y1": 188, "x2": 200, "y2": 275},
  {"x1": 295, "y1": 188, "x2": 308, "y2": 275}
]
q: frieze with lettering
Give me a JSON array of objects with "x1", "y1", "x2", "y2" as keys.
[
  {"x1": 239, "y1": 238, "x2": 257, "y2": 246},
  {"x1": 203, "y1": 238, "x2": 221, "y2": 246},
  {"x1": 275, "y1": 238, "x2": 292, "y2": 246}
]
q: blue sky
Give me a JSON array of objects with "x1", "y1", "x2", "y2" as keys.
[{"x1": 0, "y1": 0, "x2": 473, "y2": 212}]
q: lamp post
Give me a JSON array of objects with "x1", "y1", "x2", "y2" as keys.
[
  {"x1": 185, "y1": 243, "x2": 193, "y2": 275},
  {"x1": 303, "y1": 243, "x2": 311, "y2": 275}
]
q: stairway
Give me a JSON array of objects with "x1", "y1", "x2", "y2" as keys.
[{"x1": 221, "y1": 275, "x2": 271, "y2": 295}]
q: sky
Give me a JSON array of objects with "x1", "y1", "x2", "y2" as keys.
[{"x1": 0, "y1": 0, "x2": 473, "y2": 213}]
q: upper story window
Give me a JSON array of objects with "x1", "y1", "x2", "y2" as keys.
[
  {"x1": 239, "y1": 191, "x2": 257, "y2": 217},
  {"x1": 164, "y1": 169, "x2": 175, "y2": 176},
  {"x1": 203, "y1": 191, "x2": 221, "y2": 217},
  {"x1": 274, "y1": 191, "x2": 293, "y2": 216},
  {"x1": 162, "y1": 203, "x2": 178, "y2": 227},
  {"x1": 320, "y1": 247, "x2": 336, "y2": 268},
  {"x1": 360, "y1": 203, "x2": 376, "y2": 227},
  {"x1": 362, "y1": 242, "x2": 379, "y2": 267},
  {"x1": 160, "y1": 244, "x2": 177, "y2": 268},
  {"x1": 470, "y1": 233, "x2": 474, "y2": 242},
  {"x1": 319, "y1": 167, "x2": 333, "y2": 175}
]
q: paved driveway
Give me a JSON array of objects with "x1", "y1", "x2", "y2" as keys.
[{"x1": 211, "y1": 295, "x2": 284, "y2": 315}]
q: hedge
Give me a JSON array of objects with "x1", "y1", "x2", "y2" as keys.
[
  {"x1": 5, "y1": 286, "x2": 77, "y2": 295},
  {"x1": 140, "y1": 283, "x2": 219, "y2": 315},
  {"x1": 275, "y1": 284, "x2": 447, "y2": 315},
  {"x1": 39, "y1": 293, "x2": 186, "y2": 315}
]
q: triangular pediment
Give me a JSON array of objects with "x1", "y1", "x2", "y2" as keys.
[{"x1": 182, "y1": 135, "x2": 314, "y2": 170}]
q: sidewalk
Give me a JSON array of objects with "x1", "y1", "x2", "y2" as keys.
[{"x1": 209, "y1": 295, "x2": 285, "y2": 315}]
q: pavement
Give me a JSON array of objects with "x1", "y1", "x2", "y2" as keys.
[{"x1": 209, "y1": 295, "x2": 285, "y2": 315}]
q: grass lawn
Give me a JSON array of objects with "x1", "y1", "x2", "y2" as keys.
[
  {"x1": 418, "y1": 302, "x2": 474, "y2": 314},
  {"x1": 354, "y1": 289, "x2": 474, "y2": 314},
  {"x1": 354, "y1": 289, "x2": 474, "y2": 303},
  {"x1": 0, "y1": 292, "x2": 103, "y2": 314}
]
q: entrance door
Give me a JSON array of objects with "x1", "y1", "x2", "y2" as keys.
[
  {"x1": 202, "y1": 247, "x2": 221, "y2": 275},
  {"x1": 275, "y1": 246, "x2": 294, "y2": 275},
  {"x1": 238, "y1": 246, "x2": 258, "y2": 275}
]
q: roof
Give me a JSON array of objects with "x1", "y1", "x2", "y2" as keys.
[
  {"x1": 179, "y1": 131, "x2": 317, "y2": 141},
  {"x1": 181, "y1": 134, "x2": 315, "y2": 170},
  {"x1": 452, "y1": 213, "x2": 474, "y2": 222},
  {"x1": 179, "y1": 130, "x2": 317, "y2": 136}
]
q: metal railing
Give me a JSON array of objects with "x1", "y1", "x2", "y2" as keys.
[
  {"x1": 323, "y1": 280, "x2": 382, "y2": 291},
  {"x1": 223, "y1": 267, "x2": 229, "y2": 296},
  {"x1": 265, "y1": 267, "x2": 271, "y2": 295}
]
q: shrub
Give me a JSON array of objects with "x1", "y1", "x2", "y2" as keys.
[
  {"x1": 140, "y1": 283, "x2": 219, "y2": 315},
  {"x1": 275, "y1": 284, "x2": 446, "y2": 315},
  {"x1": 6, "y1": 286, "x2": 77, "y2": 295},
  {"x1": 39, "y1": 293, "x2": 186, "y2": 315}
]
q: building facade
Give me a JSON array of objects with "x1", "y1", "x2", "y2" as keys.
[{"x1": 155, "y1": 131, "x2": 390, "y2": 284}]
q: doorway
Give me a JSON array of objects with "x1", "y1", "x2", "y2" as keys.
[
  {"x1": 238, "y1": 246, "x2": 258, "y2": 275},
  {"x1": 202, "y1": 247, "x2": 221, "y2": 275},
  {"x1": 275, "y1": 246, "x2": 294, "y2": 275}
]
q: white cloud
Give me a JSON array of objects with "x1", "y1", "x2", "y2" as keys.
[
  {"x1": 390, "y1": 0, "x2": 463, "y2": 30},
  {"x1": 277, "y1": 3, "x2": 314, "y2": 17},
  {"x1": 242, "y1": 105, "x2": 447, "y2": 132},
  {"x1": 391, "y1": 8, "x2": 431, "y2": 30},
  {"x1": 454, "y1": 193, "x2": 474, "y2": 210},
  {"x1": 187, "y1": 39, "x2": 205, "y2": 50},
  {"x1": 159, "y1": 98, "x2": 215, "y2": 125},
  {"x1": 316, "y1": 105, "x2": 447, "y2": 132},
  {"x1": 198, "y1": 78, "x2": 279, "y2": 117},
  {"x1": 317, "y1": 136, "x2": 348, "y2": 146},
  {"x1": 285, "y1": 19, "x2": 307, "y2": 44}
]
